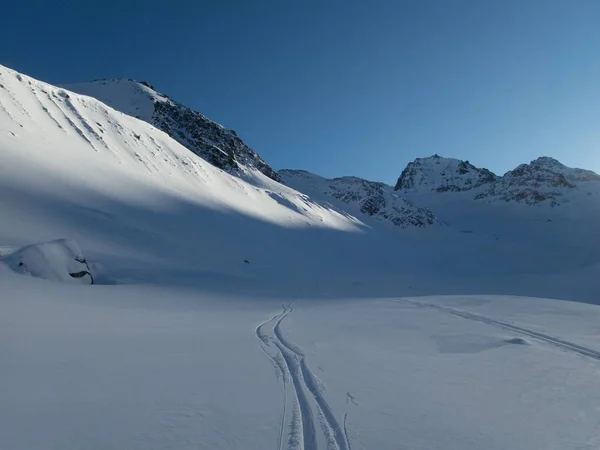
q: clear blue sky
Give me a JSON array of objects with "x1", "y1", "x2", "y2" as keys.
[{"x1": 1, "y1": 0, "x2": 599, "y2": 183}]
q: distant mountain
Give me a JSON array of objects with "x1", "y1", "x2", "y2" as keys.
[
  {"x1": 279, "y1": 170, "x2": 438, "y2": 228},
  {"x1": 475, "y1": 157, "x2": 600, "y2": 206},
  {"x1": 394, "y1": 154, "x2": 497, "y2": 193},
  {"x1": 63, "y1": 79, "x2": 280, "y2": 181}
]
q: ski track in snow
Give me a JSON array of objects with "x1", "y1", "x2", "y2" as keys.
[
  {"x1": 256, "y1": 305, "x2": 351, "y2": 450},
  {"x1": 409, "y1": 300, "x2": 600, "y2": 360}
]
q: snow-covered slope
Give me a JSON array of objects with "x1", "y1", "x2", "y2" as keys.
[
  {"x1": 3, "y1": 65, "x2": 600, "y2": 450},
  {"x1": 63, "y1": 78, "x2": 281, "y2": 181},
  {"x1": 280, "y1": 169, "x2": 438, "y2": 228},
  {"x1": 0, "y1": 65, "x2": 358, "y2": 232},
  {"x1": 394, "y1": 154, "x2": 497, "y2": 192},
  {"x1": 475, "y1": 156, "x2": 600, "y2": 206}
]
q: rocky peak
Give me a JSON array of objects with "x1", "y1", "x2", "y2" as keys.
[
  {"x1": 394, "y1": 154, "x2": 497, "y2": 193},
  {"x1": 475, "y1": 157, "x2": 600, "y2": 206},
  {"x1": 63, "y1": 79, "x2": 280, "y2": 182},
  {"x1": 279, "y1": 170, "x2": 438, "y2": 229}
]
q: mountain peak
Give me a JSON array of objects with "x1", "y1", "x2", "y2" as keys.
[
  {"x1": 475, "y1": 156, "x2": 600, "y2": 206},
  {"x1": 63, "y1": 79, "x2": 280, "y2": 181},
  {"x1": 394, "y1": 155, "x2": 497, "y2": 193}
]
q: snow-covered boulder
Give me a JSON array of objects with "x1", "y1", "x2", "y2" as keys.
[
  {"x1": 394, "y1": 155, "x2": 497, "y2": 193},
  {"x1": 1, "y1": 239, "x2": 93, "y2": 284}
]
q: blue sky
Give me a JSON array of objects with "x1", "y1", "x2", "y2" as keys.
[{"x1": 1, "y1": 0, "x2": 599, "y2": 183}]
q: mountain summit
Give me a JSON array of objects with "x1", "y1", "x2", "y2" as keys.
[
  {"x1": 63, "y1": 79, "x2": 280, "y2": 181},
  {"x1": 394, "y1": 155, "x2": 497, "y2": 193},
  {"x1": 476, "y1": 156, "x2": 600, "y2": 206}
]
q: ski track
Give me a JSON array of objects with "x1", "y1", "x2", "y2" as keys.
[
  {"x1": 256, "y1": 305, "x2": 350, "y2": 450},
  {"x1": 255, "y1": 311, "x2": 290, "y2": 450},
  {"x1": 410, "y1": 300, "x2": 600, "y2": 361}
]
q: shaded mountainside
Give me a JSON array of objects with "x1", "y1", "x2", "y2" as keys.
[
  {"x1": 279, "y1": 170, "x2": 438, "y2": 229},
  {"x1": 63, "y1": 79, "x2": 280, "y2": 181},
  {"x1": 394, "y1": 154, "x2": 497, "y2": 193}
]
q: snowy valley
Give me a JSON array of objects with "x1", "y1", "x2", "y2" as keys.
[{"x1": 2, "y1": 65, "x2": 600, "y2": 450}]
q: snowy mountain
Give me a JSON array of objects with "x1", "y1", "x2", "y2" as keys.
[
  {"x1": 4, "y1": 64, "x2": 600, "y2": 450},
  {"x1": 63, "y1": 78, "x2": 281, "y2": 181},
  {"x1": 394, "y1": 154, "x2": 497, "y2": 192},
  {"x1": 280, "y1": 170, "x2": 438, "y2": 228},
  {"x1": 475, "y1": 156, "x2": 600, "y2": 206},
  {"x1": 394, "y1": 154, "x2": 600, "y2": 207},
  {"x1": 0, "y1": 64, "x2": 363, "y2": 247}
]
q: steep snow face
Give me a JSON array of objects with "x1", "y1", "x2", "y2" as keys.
[
  {"x1": 280, "y1": 170, "x2": 438, "y2": 228},
  {"x1": 0, "y1": 65, "x2": 358, "y2": 233},
  {"x1": 475, "y1": 157, "x2": 600, "y2": 206},
  {"x1": 394, "y1": 154, "x2": 497, "y2": 193},
  {"x1": 63, "y1": 79, "x2": 280, "y2": 181}
]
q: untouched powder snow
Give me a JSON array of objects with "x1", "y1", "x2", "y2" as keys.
[{"x1": 2, "y1": 64, "x2": 600, "y2": 450}]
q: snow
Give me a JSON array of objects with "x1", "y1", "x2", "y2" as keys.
[
  {"x1": 63, "y1": 78, "x2": 170, "y2": 122},
  {"x1": 1, "y1": 239, "x2": 93, "y2": 284},
  {"x1": 2, "y1": 64, "x2": 600, "y2": 449}
]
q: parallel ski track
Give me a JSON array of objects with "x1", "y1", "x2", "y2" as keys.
[
  {"x1": 274, "y1": 307, "x2": 350, "y2": 450},
  {"x1": 256, "y1": 310, "x2": 290, "y2": 450},
  {"x1": 257, "y1": 305, "x2": 351, "y2": 450},
  {"x1": 410, "y1": 300, "x2": 600, "y2": 361}
]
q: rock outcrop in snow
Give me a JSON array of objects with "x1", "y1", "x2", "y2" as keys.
[
  {"x1": 63, "y1": 79, "x2": 280, "y2": 181},
  {"x1": 1, "y1": 239, "x2": 93, "y2": 284},
  {"x1": 280, "y1": 170, "x2": 438, "y2": 228},
  {"x1": 475, "y1": 157, "x2": 600, "y2": 206},
  {"x1": 394, "y1": 155, "x2": 497, "y2": 193}
]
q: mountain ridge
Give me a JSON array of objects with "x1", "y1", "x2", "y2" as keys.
[{"x1": 63, "y1": 78, "x2": 281, "y2": 181}]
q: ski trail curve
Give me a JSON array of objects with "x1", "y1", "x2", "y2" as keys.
[
  {"x1": 273, "y1": 308, "x2": 318, "y2": 450},
  {"x1": 255, "y1": 309, "x2": 290, "y2": 450},
  {"x1": 410, "y1": 300, "x2": 600, "y2": 361},
  {"x1": 274, "y1": 308, "x2": 350, "y2": 450}
]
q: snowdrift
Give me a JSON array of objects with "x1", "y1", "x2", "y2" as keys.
[{"x1": 1, "y1": 239, "x2": 93, "y2": 284}]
